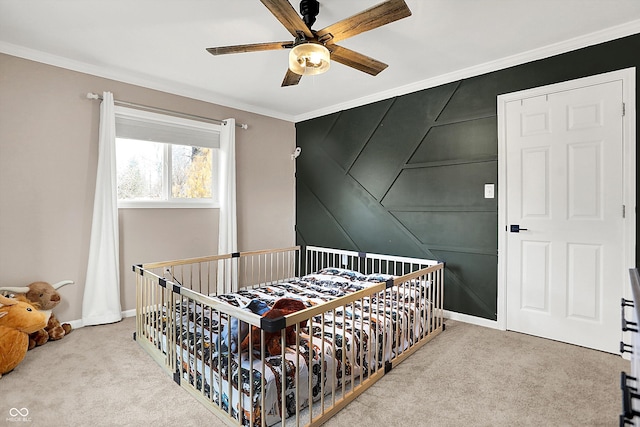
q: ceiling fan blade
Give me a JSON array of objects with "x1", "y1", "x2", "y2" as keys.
[
  {"x1": 316, "y1": 0, "x2": 411, "y2": 45},
  {"x1": 329, "y1": 44, "x2": 388, "y2": 76},
  {"x1": 206, "y1": 41, "x2": 292, "y2": 55},
  {"x1": 260, "y1": 0, "x2": 314, "y2": 39},
  {"x1": 281, "y1": 68, "x2": 302, "y2": 87}
]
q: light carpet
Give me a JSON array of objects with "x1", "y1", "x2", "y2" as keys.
[{"x1": 1, "y1": 317, "x2": 628, "y2": 426}]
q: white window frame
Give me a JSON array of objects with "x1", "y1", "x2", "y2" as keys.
[{"x1": 114, "y1": 106, "x2": 221, "y2": 209}]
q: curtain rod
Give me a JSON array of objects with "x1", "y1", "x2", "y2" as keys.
[{"x1": 86, "y1": 92, "x2": 248, "y2": 130}]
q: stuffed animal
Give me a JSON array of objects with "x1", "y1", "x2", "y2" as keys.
[
  {"x1": 0, "y1": 294, "x2": 47, "y2": 378},
  {"x1": 221, "y1": 299, "x2": 270, "y2": 353},
  {"x1": 241, "y1": 298, "x2": 307, "y2": 356},
  {"x1": 0, "y1": 280, "x2": 73, "y2": 349}
]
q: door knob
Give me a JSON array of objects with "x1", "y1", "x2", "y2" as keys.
[{"x1": 510, "y1": 225, "x2": 528, "y2": 233}]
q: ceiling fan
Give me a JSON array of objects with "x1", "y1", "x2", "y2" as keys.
[{"x1": 206, "y1": 0, "x2": 412, "y2": 87}]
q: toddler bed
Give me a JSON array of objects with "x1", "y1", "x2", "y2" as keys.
[{"x1": 133, "y1": 245, "x2": 444, "y2": 426}]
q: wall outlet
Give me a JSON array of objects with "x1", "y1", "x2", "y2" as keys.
[{"x1": 484, "y1": 184, "x2": 495, "y2": 199}]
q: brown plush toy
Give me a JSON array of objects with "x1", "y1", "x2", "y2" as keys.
[
  {"x1": 0, "y1": 294, "x2": 47, "y2": 378},
  {"x1": 240, "y1": 298, "x2": 307, "y2": 355},
  {"x1": 0, "y1": 280, "x2": 73, "y2": 349}
]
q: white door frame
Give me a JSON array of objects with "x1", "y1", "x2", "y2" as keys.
[{"x1": 496, "y1": 68, "x2": 636, "y2": 331}]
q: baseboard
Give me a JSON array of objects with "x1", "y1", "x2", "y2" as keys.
[
  {"x1": 66, "y1": 308, "x2": 136, "y2": 330},
  {"x1": 444, "y1": 310, "x2": 503, "y2": 330},
  {"x1": 121, "y1": 308, "x2": 136, "y2": 318}
]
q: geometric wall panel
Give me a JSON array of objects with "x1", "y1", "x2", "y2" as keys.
[
  {"x1": 349, "y1": 83, "x2": 459, "y2": 201},
  {"x1": 409, "y1": 117, "x2": 498, "y2": 165},
  {"x1": 431, "y1": 249, "x2": 498, "y2": 319},
  {"x1": 393, "y1": 211, "x2": 497, "y2": 253},
  {"x1": 322, "y1": 99, "x2": 393, "y2": 172},
  {"x1": 296, "y1": 32, "x2": 640, "y2": 321},
  {"x1": 297, "y1": 77, "x2": 499, "y2": 320},
  {"x1": 382, "y1": 162, "x2": 497, "y2": 209}
]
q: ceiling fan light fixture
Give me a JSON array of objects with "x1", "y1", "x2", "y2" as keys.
[{"x1": 289, "y1": 42, "x2": 330, "y2": 76}]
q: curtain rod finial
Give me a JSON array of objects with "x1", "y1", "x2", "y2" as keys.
[
  {"x1": 240, "y1": 123, "x2": 248, "y2": 130},
  {"x1": 86, "y1": 92, "x2": 100, "y2": 100}
]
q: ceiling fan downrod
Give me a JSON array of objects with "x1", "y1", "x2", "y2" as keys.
[{"x1": 299, "y1": 0, "x2": 320, "y2": 30}]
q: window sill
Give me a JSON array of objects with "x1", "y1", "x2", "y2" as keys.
[{"x1": 117, "y1": 200, "x2": 220, "y2": 209}]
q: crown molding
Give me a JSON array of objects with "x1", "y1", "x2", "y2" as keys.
[
  {"x1": 2, "y1": 18, "x2": 639, "y2": 124},
  {"x1": 0, "y1": 41, "x2": 296, "y2": 123},
  {"x1": 293, "y1": 19, "x2": 640, "y2": 122}
]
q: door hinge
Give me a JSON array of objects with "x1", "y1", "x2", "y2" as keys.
[
  {"x1": 623, "y1": 204, "x2": 626, "y2": 218},
  {"x1": 623, "y1": 102, "x2": 626, "y2": 117}
]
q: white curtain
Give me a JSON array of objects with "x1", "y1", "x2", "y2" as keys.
[
  {"x1": 82, "y1": 91, "x2": 122, "y2": 326},
  {"x1": 218, "y1": 118, "x2": 238, "y2": 287}
]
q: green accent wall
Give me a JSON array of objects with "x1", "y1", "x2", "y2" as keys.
[{"x1": 296, "y1": 33, "x2": 640, "y2": 320}]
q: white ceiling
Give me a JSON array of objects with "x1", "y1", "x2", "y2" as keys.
[{"x1": 2, "y1": 0, "x2": 640, "y2": 122}]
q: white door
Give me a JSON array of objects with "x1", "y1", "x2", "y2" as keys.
[{"x1": 504, "y1": 79, "x2": 624, "y2": 353}]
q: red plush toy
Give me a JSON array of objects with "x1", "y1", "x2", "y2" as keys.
[{"x1": 240, "y1": 298, "x2": 307, "y2": 355}]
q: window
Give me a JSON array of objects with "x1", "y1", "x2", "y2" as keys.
[{"x1": 115, "y1": 106, "x2": 221, "y2": 208}]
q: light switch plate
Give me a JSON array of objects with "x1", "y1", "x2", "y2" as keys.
[{"x1": 484, "y1": 184, "x2": 495, "y2": 199}]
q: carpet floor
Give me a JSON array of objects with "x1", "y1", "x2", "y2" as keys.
[{"x1": 1, "y1": 316, "x2": 628, "y2": 426}]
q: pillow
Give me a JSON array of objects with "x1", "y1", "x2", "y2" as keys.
[
  {"x1": 315, "y1": 267, "x2": 367, "y2": 281},
  {"x1": 365, "y1": 273, "x2": 395, "y2": 283}
]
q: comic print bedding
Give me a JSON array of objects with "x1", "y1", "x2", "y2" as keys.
[{"x1": 154, "y1": 268, "x2": 432, "y2": 426}]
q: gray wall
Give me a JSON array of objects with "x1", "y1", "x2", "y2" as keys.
[
  {"x1": 0, "y1": 53, "x2": 296, "y2": 323},
  {"x1": 296, "y1": 33, "x2": 640, "y2": 320}
]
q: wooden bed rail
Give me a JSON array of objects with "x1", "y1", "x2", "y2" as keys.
[
  {"x1": 136, "y1": 246, "x2": 302, "y2": 296},
  {"x1": 133, "y1": 246, "x2": 445, "y2": 427},
  {"x1": 140, "y1": 246, "x2": 301, "y2": 270}
]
